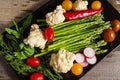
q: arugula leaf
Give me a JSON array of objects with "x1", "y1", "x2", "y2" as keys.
[
  {"x1": 19, "y1": 42, "x2": 25, "y2": 50},
  {"x1": 23, "y1": 45, "x2": 34, "y2": 56},
  {"x1": 10, "y1": 40, "x2": 20, "y2": 51},
  {"x1": 19, "y1": 14, "x2": 32, "y2": 38},
  {"x1": 5, "y1": 28, "x2": 20, "y2": 39},
  {"x1": 5, "y1": 54, "x2": 14, "y2": 61},
  {"x1": 14, "y1": 52, "x2": 27, "y2": 59},
  {"x1": 13, "y1": 45, "x2": 34, "y2": 60},
  {"x1": 12, "y1": 19, "x2": 19, "y2": 32},
  {"x1": 9, "y1": 59, "x2": 36, "y2": 75},
  {"x1": 6, "y1": 34, "x2": 18, "y2": 43},
  {"x1": 0, "y1": 33, "x2": 4, "y2": 47}
]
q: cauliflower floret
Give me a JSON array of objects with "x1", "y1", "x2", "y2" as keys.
[
  {"x1": 72, "y1": 0, "x2": 88, "y2": 11},
  {"x1": 50, "y1": 49, "x2": 76, "y2": 73},
  {"x1": 46, "y1": 5, "x2": 66, "y2": 26},
  {"x1": 24, "y1": 24, "x2": 47, "y2": 49}
]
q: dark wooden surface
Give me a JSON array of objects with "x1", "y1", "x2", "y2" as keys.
[{"x1": 0, "y1": 0, "x2": 120, "y2": 80}]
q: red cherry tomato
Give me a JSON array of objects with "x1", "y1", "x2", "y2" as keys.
[
  {"x1": 45, "y1": 27, "x2": 54, "y2": 42},
  {"x1": 30, "y1": 72, "x2": 44, "y2": 80},
  {"x1": 26, "y1": 57, "x2": 40, "y2": 67},
  {"x1": 102, "y1": 29, "x2": 116, "y2": 42}
]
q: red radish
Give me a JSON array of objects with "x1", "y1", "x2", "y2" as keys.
[
  {"x1": 86, "y1": 56, "x2": 97, "y2": 65},
  {"x1": 79, "y1": 61, "x2": 89, "y2": 67},
  {"x1": 83, "y1": 47, "x2": 95, "y2": 58},
  {"x1": 75, "y1": 53, "x2": 85, "y2": 63}
]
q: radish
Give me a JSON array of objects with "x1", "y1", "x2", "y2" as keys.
[
  {"x1": 83, "y1": 47, "x2": 95, "y2": 58},
  {"x1": 75, "y1": 53, "x2": 85, "y2": 63},
  {"x1": 86, "y1": 56, "x2": 97, "y2": 65},
  {"x1": 79, "y1": 61, "x2": 89, "y2": 67}
]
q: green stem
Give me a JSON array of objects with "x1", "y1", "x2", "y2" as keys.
[{"x1": 37, "y1": 19, "x2": 46, "y2": 23}]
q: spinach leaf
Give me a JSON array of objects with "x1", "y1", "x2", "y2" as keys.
[
  {"x1": 10, "y1": 40, "x2": 20, "y2": 51},
  {"x1": 14, "y1": 52, "x2": 27, "y2": 59},
  {"x1": 5, "y1": 28, "x2": 20, "y2": 39},
  {"x1": 0, "y1": 33, "x2": 4, "y2": 47},
  {"x1": 24, "y1": 45, "x2": 34, "y2": 56},
  {"x1": 6, "y1": 34, "x2": 18, "y2": 43},
  {"x1": 19, "y1": 14, "x2": 32, "y2": 38},
  {"x1": 13, "y1": 45, "x2": 34, "y2": 60},
  {"x1": 12, "y1": 19, "x2": 19, "y2": 32}
]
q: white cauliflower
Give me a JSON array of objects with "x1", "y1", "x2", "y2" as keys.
[
  {"x1": 24, "y1": 24, "x2": 47, "y2": 49},
  {"x1": 50, "y1": 49, "x2": 76, "y2": 73},
  {"x1": 46, "y1": 5, "x2": 66, "y2": 26},
  {"x1": 72, "y1": 0, "x2": 88, "y2": 11}
]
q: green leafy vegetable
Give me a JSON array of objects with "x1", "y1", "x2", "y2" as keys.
[
  {"x1": 19, "y1": 14, "x2": 32, "y2": 39},
  {"x1": 0, "y1": 13, "x2": 111, "y2": 80},
  {"x1": 0, "y1": 33, "x2": 4, "y2": 47},
  {"x1": 5, "y1": 28, "x2": 20, "y2": 39},
  {"x1": 0, "y1": 14, "x2": 63, "y2": 80},
  {"x1": 12, "y1": 19, "x2": 19, "y2": 32}
]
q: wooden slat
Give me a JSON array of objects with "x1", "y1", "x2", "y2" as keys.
[
  {"x1": 0, "y1": 0, "x2": 49, "y2": 33},
  {"x1": 107, "y1": 0, "x2": 120, "y2": 13}
]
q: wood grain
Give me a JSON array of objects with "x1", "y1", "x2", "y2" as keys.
[
  {"x1": 0, "y1": 0, "x2": 49, "y2": 33},
  {"x1": 108, "y1": 0, "x2": 120, "y2": 13},
  {"x1": 0, "y1": 0, "x2": 120, "y2": 80}
]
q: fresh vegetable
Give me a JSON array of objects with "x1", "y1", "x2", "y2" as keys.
[
  {"x1": 63, "y1": 7, "x2": 103, "y2": 20},
  {"x1": 45, "y1": 5, "x2": 65, "y2": 26},
  {"x1": 72, "y1": 0, "x2": 88, "y2": 11},
  {"x1": 75, "y1": 53, "x2": 85, "y2": 63},
  {"x1": 86, "y1": 56, "x2": 97, "y2": 65},
  {"x1": 111, "y1": 19, "x2": 120, "y2": 32},
  {"x1": 91, "y1": 0, "x2": 102, "y2": 10},
  {"x1": 5, "y1": 28, "x2": 20, "y2": 39},
  {"x1": 83, "y1": 47, "x2": 95, "y2": 58},
  {"x1": 102, "y1": 29, "x2": 116, "y2": 42},
  {"x1": 30, "y1": 72, "x2": 44, "y2": 80},
  {"x1": 76, "y1": 47, "x2": 97, "y2": 67},
  {"x1": 24, "y1": 24, "x2": 47, "y2": 49},
  {"x1": 14, "y1": 45, "x2": 35, "y2": 60},
  {"x1": 35, "y1": 13, "x2": 110, "y2": 57},
  {"x1": 79, "y1": 61, "x2": 89, "y2": 67},
  {"x1": 0, "y1": 11, "x2": 111, "y2": 80},
  {"x1": 45, "y1": 27, "x2": 54, "y2": 42},
  {"x1": 0, "y1": 15, "x2": 63, "y2": 80},
  {"x1": 71, "y1": 63, "x2": 83, "y2": 75},
  {"x1": 62, "y1": 0, "x2": 73, "y2": 11},
  {"x1": 50, "y1": 49, "x2": 76, "y2": 73},
  {"x1": 26, "y1": 57, "x2": 40, "y2": 67}
]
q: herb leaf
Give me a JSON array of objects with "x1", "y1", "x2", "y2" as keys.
[{"x1": 19, "y1": 14, "x2": 32, "y2": 38}]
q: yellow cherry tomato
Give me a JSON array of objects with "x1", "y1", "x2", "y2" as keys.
[
  {"x1": 62, "y1": 0, "x2": 73, "y2": 11},
  {"x1": 71, "y1": 63, "x2": 83, "y2": 76},
  {"x1": 91, "y1": 0, "x2": 102, "y2": 10}
]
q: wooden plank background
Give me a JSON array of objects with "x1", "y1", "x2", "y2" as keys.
[
  {"x1": 0, "y1": 0, "x2": 120, "y2": 80},
  {"x1": 0, "y1": 0, "x2": 49, "y2": 33}
]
